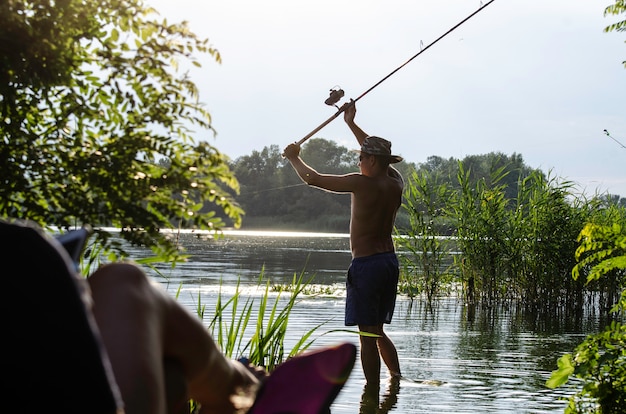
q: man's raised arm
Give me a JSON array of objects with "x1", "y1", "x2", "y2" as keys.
[{"x1": 343, "y1": 101, "x2": 368, "y2": 145}]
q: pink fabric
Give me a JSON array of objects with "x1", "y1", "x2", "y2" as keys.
[{"x1": 249, "y1": 342, "x2": 356, "y2": 414}]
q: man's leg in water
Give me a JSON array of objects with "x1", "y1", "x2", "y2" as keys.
[
  {"x1": 358, "y1": 324, "x2": 400, "y2": 385},
  {"x1": 378, "y1": 327, "x2": 401, "y2": 378},
  {"x1": 358, "y1": 324, "x2": 381, "y2": 386}
]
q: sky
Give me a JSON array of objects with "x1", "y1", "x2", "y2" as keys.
[{"x1": 145, "y1": 0, "x2": 626, "y2": 197}]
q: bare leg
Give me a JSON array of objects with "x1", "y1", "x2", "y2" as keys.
[
  {"x1": 88, "y1": 263, "x2": 169, "y2": 414},
  {"x1": 88, "y1": 263, "x2": 258, "y2": 414},
  {"x1": 377, "y1": 328, "x2": 401, "y2": 377},
  {"x1": 358, "y1": 324, "x2": 382, "y2": 385},
  {"x1": 359, "y1": 324, "x2": 401, "y2": 385}
]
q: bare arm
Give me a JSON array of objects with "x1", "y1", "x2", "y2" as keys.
[
  {"x1": 343, "y1": 101, "x2": 368, "y2": 145},
  {"x1": 342, "y1": 101, "x2": 403, "y2": 184},
  {"x1": 283, "y1": 143, "x2": 364, "y2": 193}
]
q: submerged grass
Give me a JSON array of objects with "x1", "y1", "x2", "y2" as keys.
[{"x1": 271, "y1": 282, "x2": 339, "y2": 296}]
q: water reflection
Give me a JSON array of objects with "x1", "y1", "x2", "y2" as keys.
[{"x1": 359, "y1": 377, "x2": 400, "y2": 414}]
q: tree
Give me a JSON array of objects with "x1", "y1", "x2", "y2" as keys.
[
  {"x1": 299, "y1": 138, "x2": 356, "y2": 174},
  {"x1": 1, "y1": 0, "x2": 243, "y2": 258},
  {"x1": 604, "y1": 0, "x2": 626, "y2": 67},
  {"x1": 230, "y1": 145, "x2": 292, "y2": 219},
  {"x1": 230, "y1": 139, "x2": 355, "y2": 231}
]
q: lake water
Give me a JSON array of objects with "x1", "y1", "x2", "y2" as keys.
[{"x1": 123, "y1": 230, "x2": 597, "y2": 413}]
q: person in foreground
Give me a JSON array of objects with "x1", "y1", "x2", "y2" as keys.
[
  {"x1": 1, "y1": 219, "x2": 259, "y2": 414},
  {"x1": 283, "y1": 101, "x2": 404, "y2": 387}
]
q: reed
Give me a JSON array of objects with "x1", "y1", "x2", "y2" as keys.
[
  {"x1": 452, "y1": 160, "x2": 511, "y2": 306},
  {"x1": 398, "y1": 159, "x2": 625, "y2": 315},
  {"x1": 205, "y1": 269, "x2": 326, "y2": 371},
  {"x1": 396, "y1": 168, "x2": 456, "y2": 305}
]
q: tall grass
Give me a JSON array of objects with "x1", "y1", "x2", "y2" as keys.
[
  {"x1": 396, "y1": 168, "x2": 456, "y2": 305},
  {"x1": 453, "y1": 160, "x2": 511, "y2": 307},
  {"x1": 205, "y1": 269, "x2": 326, "y2": 371},
  {"x1": 399, "y1": 160, "x2": 626, "y2": 315}
]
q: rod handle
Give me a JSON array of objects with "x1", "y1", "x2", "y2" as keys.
[{"x1": 295, "y1": 107, "x2": 346, "y2": 146}]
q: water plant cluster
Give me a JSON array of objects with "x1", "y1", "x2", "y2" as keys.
[
  {"x1": 172, "y1": 271, "x2": 326, "y2": 413},
  {"x1": 203, "y1": 271, "x2": 322, "y2": 371},
  {"x1": 396, "y1": 160, "x2": 626, "y2": 316}
]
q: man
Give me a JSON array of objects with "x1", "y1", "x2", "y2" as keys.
[{"x1": 283, "y1": 102, "x2": 404, "y2": 386}]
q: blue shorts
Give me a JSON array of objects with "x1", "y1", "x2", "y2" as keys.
[{"x1": 345, "y1": 252, "x2": 399, "y2": 326}]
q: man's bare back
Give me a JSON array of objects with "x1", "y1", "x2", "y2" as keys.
[{"x1": 349, "y1": 167, "x2": 403, "y2": 258}]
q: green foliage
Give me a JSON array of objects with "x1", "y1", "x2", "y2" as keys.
[
  {"x1": 208, "y1": 270, "x2": 325, "y2": 371},
  {"x1": 415, "y1": 152, "x2": 539, "y2": 201},
  {"x1": 547, "y1": 221, "x2": 626, "y2": 413},
  {"x1": 230, "y1": 138, "x2": 359, "y2": 232},
  {"x1": 1, "y1": 0, "x2": 100, "y2": 90},
  {"x1": 547, "y1": 319, "x2": 626, "y2": 414},
  {"x1": 396, "y1": 167, "x2": 456, "y2": 304},
  {"x1": 574, "y1": 223, "x2": 626, "y2": 284},
  {"x1": 397, "y1": 156, "x2": 614, "y2": 312},
  {"x1": 453, "y1": 159, "x2": 512, "y2": 306},
  {"x1": 604, "y1": 0, "x2": 626, "y2": 68},
  {"x1": 574, "y1": 205, "x2": 626, "y2": 310},
  {"x1": 1, "y1": 0, "x2": 242, "y2": 259},
  {"x1": 546, "y1": 353, "x2": 575, "y2": 389},
  {"x1": 513, "y1": 172, "x2": 590, "y2": 310}
]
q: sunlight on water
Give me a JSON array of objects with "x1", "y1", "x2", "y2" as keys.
[
  {"x1": 170, "y1": 282, "x2": 347, "y2": 299},
  {"x1": 220, "y1": 229, "x2": 350, "y2": 238},
  {"x1": 100, "y1": 226, "x2": 350, "y2": 239}
]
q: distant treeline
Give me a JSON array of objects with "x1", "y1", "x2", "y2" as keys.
[{"x1": 224, "y1": 138, "x2": 625, "y2": 232}]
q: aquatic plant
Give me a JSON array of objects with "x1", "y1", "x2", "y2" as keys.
[
  {"x1": 271, "y1": 283, "x2": 339, "y2": 296},
  {"x1": 397, "y1": 158, "x2": 613, "y2": 316},
  {"x1": 396, "y1": 168, "x2": 456, "y2": 305},
  {"x1": 206, "y1": 269, "x2": 326, "y2": 371},
  {"x1": 452, "y1": 160, "x2": 512, "y2": 307},
  {"x1": 547, "y1": 221, "x2": 626, "y2": 413}
]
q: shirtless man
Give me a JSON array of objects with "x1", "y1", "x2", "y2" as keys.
[{"x1": 283, "y1": 102, "x2": 404, "y2": 387}]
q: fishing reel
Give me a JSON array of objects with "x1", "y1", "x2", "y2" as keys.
[{"x1": 324, "y1": 87, "x2": 345, "y2": 108}]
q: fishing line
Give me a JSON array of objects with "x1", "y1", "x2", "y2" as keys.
[
  {"x1": 240, "y1": 182, "x2": 308, "y2": 196},
  {"x1": 603, "y1": 129, "x2": 626, "y2": 149},
  {"x1": 295, "y1": 0, "x2": 498, "y2": 146}
]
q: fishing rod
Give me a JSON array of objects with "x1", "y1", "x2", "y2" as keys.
[
  {"x1": 604, "y1": 129, "x2": 626, "y2": 149},
  {"x1": 295, "y1": 0, "x2": 498, "y2": 146}
]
